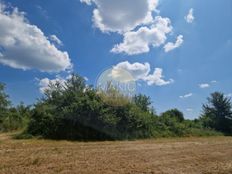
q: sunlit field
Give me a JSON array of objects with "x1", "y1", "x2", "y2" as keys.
[
  {"x1": 1, "y1": 0, "x2": 232, "y2": 174},
  {"x1": 0, "y1": 133, "x2": 232, "y2": 174}
]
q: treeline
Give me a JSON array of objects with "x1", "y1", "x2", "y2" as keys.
[
  {"x1": 0, "y1": 74, "x2": 231, "y2": 140},
  {"x1": 0, "y1": 84, "x2": 30, "y2": 132}
]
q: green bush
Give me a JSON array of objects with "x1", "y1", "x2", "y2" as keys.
[
  {"x1": 1, "y1": 103, "x2": 31, "y2": 132},
  {"x1": 1, "y1": 78, "x2": 228, "y2": 141},
  {"x1": 26, "y1": 75, "x2": 155, "y2": 140}
]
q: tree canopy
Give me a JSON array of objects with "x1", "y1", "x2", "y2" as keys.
[{"x1": 201, "y1": 92, "x2": 232, "y2": 135}]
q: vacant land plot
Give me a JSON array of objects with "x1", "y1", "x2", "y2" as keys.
[{"x1": 0, "y1": 134, "x2": 232, "y2": 174}]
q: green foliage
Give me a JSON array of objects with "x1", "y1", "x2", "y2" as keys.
[
  {"x1": 0, "y1": 83, "x2": 10, "y2": 126},
  {"x1": 0, "y1": 83, "x2": 10, "y2": 109},
  {"x1": 97, "y1": 82, "x2": 131, "y2": 107},
  {"x1": 0, "y1": 83, "x2": 10, "y2": 131},
  {"x1": 200, "y1": 92, "x2": 232, "y2": 135},
  {"x1": 155, "y1": 109, "x2": 185, "y2": 137},
  {"x1": 161, "y1": 109, "x2": 184, "y2": 122},
  {"x1": 154, "y1": 110, "x2": 221, "y2": 137},
  {"x1": 0, "y1": 83, "x2": 31, "y2": 132},
  {"x1": 26, "y1": 75, "x2": 155, "y2": 140},
  {"x1": 25, "y1": 77, "x2": 226, "y2": 140},
  {"x1": 132, "y1": 94, "x2": 152, "y2": 112},
  {"x1": 1, "y1": 102, "x2": 31, "y2": 132},
  {"x1": 1, "y1": 80, "x2": 228, "y2": 140},
  {"x1": 185, "y1": 128, "x2": 223, "y2": 137}
]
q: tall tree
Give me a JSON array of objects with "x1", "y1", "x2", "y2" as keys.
[
  {"x1": 133, "y1": 94, "x2": 152, "y2": 112},
  {"x1": 0, "y1": 83, "x2": 11, "y2": 130},
  {"x1": 0, "y1": 83, "x2": 10, "y2": 115},
  {"x1": 201, "y1": 92, "x2": 232, "y2": 134},
  {"x1": 0, "y1": 83, "x2": 10, "y2": 108}
]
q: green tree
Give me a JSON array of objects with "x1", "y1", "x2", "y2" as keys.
[
  {"x1": 133, "y1": 94, "x2": 152, "y2": 112},
  {"x1": 161, "y1": 109, "x2": 184, "y2": 122},
  {"x1": 157, "y1": 109, "x2": 186, "y2": 136},
  {"x1": 0, "y1": 83, "x2": 10, "y2": 130},
  {"x1": 0, "y1": 83, "x2": 10, "y2": 112},
  {"x1": 201, "y1": 92, "x2": 232, "y2": 134},
  {"x1": 1, "y1": 102, "x2": 31, "y2": 132}
]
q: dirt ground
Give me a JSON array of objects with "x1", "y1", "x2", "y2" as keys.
[{"x1": 0, "y1": 133, "x2": 232, "y2": 174}]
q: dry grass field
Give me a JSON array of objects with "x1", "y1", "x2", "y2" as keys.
[{"x1": 0, "y1": 133, "x2": 232, "y2": 174}]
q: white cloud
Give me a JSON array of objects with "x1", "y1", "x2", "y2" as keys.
[
  {"x1": 186, "y1": 108, "x2": 193, "y2": 112},
  {"x1": 199, "y1": 83, "x2": 210, "y2": 89},
  {"x1": 112, "y1": 61, "x2": 173, "y2": 86},
  {"x1": 112, "y1": 61, "x2": 150, "y2": 80},
  {"x1": 144, "y1": 68, "x2": 174, "y2": 86},
  {"x1": 108, "y1": 68, "x2": 135, "y2": 83},
  {"x1": 185, "y1": 8, "x2": 194, "y2": 23},
  {"x1": 38, "y1": 75, "x2": 90, "y2": 93},
  {"x1": 211, "y1": 80, "x2": 217, "y2": 83},
  {"x1": 164, "y1": 35, "x2": 184, "y2": 52},
  {"x1": 111, "y1": 16, "x2": 172, "y2": 55},
  {"x1": 80, "y1": 0, "x2": 159, "y2": 33},
  {"x1": 38, "y1": 77, "x2": 66, "y2": 93},
  {"x1": 180, "y1": 93, "x2": 193, "y2": 99},
  {"x1": 83, "y1": 76, "x2": 89, "y2": 81},
  {"x1": 226, "y1": 93, "x2": 232, "y2": 98},
  {"x1": 49, "y1": 35, "x2": 63, "y2": 46},
  {"x1": 199, "y1": 81, "x2": 217, "y2": 89},
  {"x1": 81, "y1": 0, "x2": 185, "y2": 55},
  {"x1": 38, "y1": 74, "x2": 74, "y2": 93},
  {"x1": 80, "y1": 0, "x2": 92, "y2": 5},
  {"x1": 0, "y1": 3, "x2": 72, "y2": 72}
]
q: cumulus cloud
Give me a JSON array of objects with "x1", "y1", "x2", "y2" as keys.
[
  {"x1": 112, "y1": 61, "x2": 173, "y2": 86},
  {"x1": 144, "y1": 68, "x2": 174, "y2": 86},
  {"x1": 0, "y1": 3, "x2": 72, "y2": 72},
  {"x1": 81, "y1": 0, "x2": 185, "y2": 55},
  {"x1": 80, "y1": 0, "x2": 159, "y2": 33},
  {"x1": 179, "y1": 93, "x2": 193, "y2": 99},
  {"x1": 164, "y1": 35, "x2": 184, "y2": 52},
  {"x1": 49, "y1": 35, "x2": 63, "y2": 46},
  {"x1": 185, "y1": 8, "x2": 194, "y2": 23},
  {"x1": 111, "y1": 16, "x2": 172, "y2": 55},
  {"x1": 80, "y1": 0, "x2": 92, "y2": 5},
  {"x1": 38, "y1": 77, "x2": 67, "y2": 93},
  {"x1": 199, "y1": 83, "x2": 210, "y2": 89},
  {"x1": 112, "y1": 61, "x2": 150, "y2": 80}
]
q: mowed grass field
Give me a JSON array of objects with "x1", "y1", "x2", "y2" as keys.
[{"x1": 0, "y1": 133, "x2": 232, "y2": 174}]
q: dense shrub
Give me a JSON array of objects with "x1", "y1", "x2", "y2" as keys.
[
  {"x1": 26, "y1": 75, "x2": 155, "y2": 140},
  {"x1": 0, "y1": 83, "x2": 31, "y2": 132},
  {"x1": 161, "y1": 109, "x2": 184, "y2": 122},
  {"x1": 1, "y1": 103, "x2": 31, "y2": 132},
  {"x1": 132, "y1": 94, "x2": 152, "y2": 112},
  {"x1": 1, "y1": 79, "x2": 227, "y2": 140}
]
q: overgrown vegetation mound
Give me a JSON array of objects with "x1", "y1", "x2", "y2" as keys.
[
  {"x1": 27, "y1": 75, "x2": 156, "y2": 140},
  {"x1": 0, "y1": 74, "x2": 231, "y2": 140}
]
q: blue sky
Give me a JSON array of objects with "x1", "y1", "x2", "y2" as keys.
[{"x1": 0, "y1": 0, "x2": 232, "y2": 119}]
